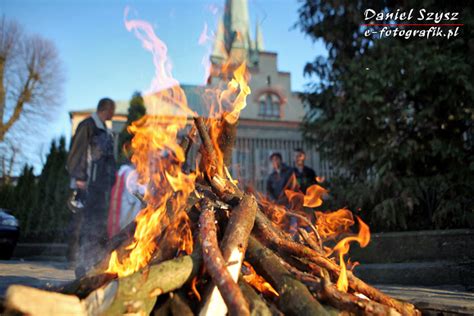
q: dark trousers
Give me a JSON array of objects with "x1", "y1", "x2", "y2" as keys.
[
  {"x1": 67, "y1": 211, "x2": 82, "y2": 263},
  {"x1": 77, "y1": 187, "x2": 110, "y2": 271}
]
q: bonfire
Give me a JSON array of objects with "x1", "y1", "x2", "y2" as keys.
[{"x1": 3, "y1": 11, "x2": 420, "y2": 316}]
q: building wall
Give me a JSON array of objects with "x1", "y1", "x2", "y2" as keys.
[
  {"x1": 211, "y1": 51, "x2": 306, "y2": 123},
  {"x1": 69, "y1": 49, "x2": 329, "y2": 194},
  {"x1": 232, "y1": 121, "x2": 335, "y2": 192}
]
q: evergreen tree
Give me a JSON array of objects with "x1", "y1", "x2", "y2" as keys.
[
  {"x1": 33, "y1": 137, "x2": 70, "y2": 241},
  {"x1": 0, "y1": 182, "x2": 16, "y2": 212},
  {"x1": 297, "y1": 0, "x2": 474, "y2": 230},
  {"x1": 12, "y1": 164, "x2": 37, "y2": 236},
  {"x1": 118, "y1": 91, "x2": 146, "y2": 164}
]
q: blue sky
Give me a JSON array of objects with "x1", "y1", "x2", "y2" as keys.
[{"x1": 1, "y1": 0, "x2": 325, "y2": 172}]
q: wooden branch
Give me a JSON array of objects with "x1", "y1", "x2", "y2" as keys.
[
  {"x1": 4, "y1": 285, "x2": 86, "y2": 316},
  {"x1": 180, "y1": 125, "x2": 196, "y2": 155},
  {"x1": 199, "y1": 198, "x2": 250, "y2": 316},
  {"x1": 180, "y1": 125, "x2": 197, "y2": 171},
  {"x1": 286, "y1": 210, "x2": 319, "y2": 243},
  {"x1": 278, "y1": 260, "x2": 398, "y2": 316},
  {"x1": 319, "y1": 276, "x2": 400, "y2": 316},
  {"x1": 298, "y1": 228, "x2": 321, "y2": 253},
  {"x1": 87, "y1": 254, "x2": 201, "y2": 315},
  {"x1": 58, "y1": 221, "x2": 137, "y2": 296},
  {"x1": 246, "y1": 236, "x2": 330, "y2": 316},
  {"x1": 194, "y1": 117, "x2": 214, "y2": 155},
  {"x1": 0, "y1": 76, "x2": 32, "y2": 141},
  {"x1": 82, "y1": 280, "x2": 118, "y2": 316},
  {"x1": 239, "y1": 279, "x2": 273, "y2": 316},
  {"x1": 254, "y1": 209, "x2": 420, "y2": 315},
  {"x1": 169, "y1": 292, "x2": 194, "y2": 316},
  {"x1": 200, "y1": 194, "x2": 258, "y2": 316},
  {"x1": 61, "y1": 189, "x2": 201, "y2": 298},
  {"x1": 194, "y1": 116, "x2": 222, "y2": 178},
  {"x1": 218, "y1": 116, "x2": 237, "y2": 167},
  {"x1": 175, "y1": 153, "x2": 416, "y2": 316}
]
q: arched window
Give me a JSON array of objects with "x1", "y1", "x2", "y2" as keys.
[{"x1": 258, "y1": 93, "x2": 281, "y2": 119}]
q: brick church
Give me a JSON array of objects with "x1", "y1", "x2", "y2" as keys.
[{"x1": 70, "y1": 0, "x2": 333, "y2": 191}]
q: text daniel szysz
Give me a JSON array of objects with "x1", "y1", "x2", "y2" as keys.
[{"x1": 364, "y1": 9, "x2": 459, "y2": 23}]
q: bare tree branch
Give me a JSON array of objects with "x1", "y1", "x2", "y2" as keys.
[{"x1": 0, "y1": 16, "x2": 63, "y2": 143}]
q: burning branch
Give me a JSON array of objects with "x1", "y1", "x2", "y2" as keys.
[
  {"x1": 254, "y1": 208, "x2": 419, "y2": 315},
  {"x1": 198, "y1": 198, "x2": 250, "y2": 316},
  {"x1": 246, "y1": 237, "x2": 330, "y2": 316},
  {"x1": 200, "y1": 193, "x2": 257, "y2": 316}
]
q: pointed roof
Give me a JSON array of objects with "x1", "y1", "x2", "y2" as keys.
[
  {"x1": 255, "y1": 21, "x2": 264, "y2": 51},
  {"x1": 210, "y1": 0, "x2": 265, "y2": 66},
  {"x1": 223, "y1": 0, "x2": 251, "y2": 52},
  {"x1": 211, "y1": 19, "x2": 228, "y2": 62}
]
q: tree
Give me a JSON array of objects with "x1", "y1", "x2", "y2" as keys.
[
  {"x1": 117, "y1": 91, "x2": 146, "y2": 164},
  {"x1": 0, "y1": 140, "x2": 20, "y2": 183},
  {"x1": 0, "y1": 16, "x2": 63, "y2": 142},
  {"x1": 297, "y1": 1, "x2": 474, "y2": 230},
  {"x1": 12, "y1": 164, "x2": 37, "y2": 236},
  {"x1": 33, "y1": 136, "x2": 69, "y2": 241},
  {"x1": 0, "y1": 137, "x2": 70, "y2": 242}
]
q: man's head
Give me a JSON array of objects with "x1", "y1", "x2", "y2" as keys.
[
  {"x1": 294, "y1": 148, "x2": 306, "y2": 167},
  {"x1": 269, "y1": 152, "x2": 282, "y2": 171},
  {"x1": 96, "y1": 98, "x2": 116, "y2": 122}
]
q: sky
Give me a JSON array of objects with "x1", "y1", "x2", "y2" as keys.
[{"x1": 1, "y1": 0, "x2": 326, "y2": 173}]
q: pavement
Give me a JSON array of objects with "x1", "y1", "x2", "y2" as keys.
[
  {"x1": 1, "y1": 259, "x2": 473, "y2": 315},
  {"x1": 0, "y1": 259, "x2": 75, "y2": 299}
]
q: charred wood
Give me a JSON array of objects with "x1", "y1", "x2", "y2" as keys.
[
  {"x1": 246, "y1": 236, "x2": 330, "y2": 316},
  {"x1": 199, "y1": 198, "x2": 250, "y2": 316},
  {"x1": 253, "y1": 209, "x2": 420, "y2": 315},
  {"x1": 200, "y1": 193, "x2": 258, "y2": 315}
]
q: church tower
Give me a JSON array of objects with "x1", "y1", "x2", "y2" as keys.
[
  {"x1": 70, "y1": 0, "x2": 330, "y2": 192},
  {"x1": 208, "y1": 0, "x2": 263, "y2": 83}
]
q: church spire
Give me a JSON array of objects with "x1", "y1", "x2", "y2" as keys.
[
  {"x1": 223, "y1": 0, "x2": 251, "y2": 52},
  {"x1": 210, "y1": 0, "x2": 264, "y2": 71},
  {"x1": 211, "y1": 18, "x2": 228, "y2": 63},
  {"x1": 255, "y1": 21, "x2": 264, "y2": 51}
]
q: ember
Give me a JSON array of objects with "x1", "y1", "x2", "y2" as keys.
[{"x1": 3, "y1": 6, "x2": 421, "y2": 316}]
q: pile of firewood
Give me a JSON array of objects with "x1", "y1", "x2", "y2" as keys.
[{"x1": 3, "y1": 115, "x2": 421, "y2": 316}]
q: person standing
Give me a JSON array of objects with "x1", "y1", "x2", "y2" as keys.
[
  {"x1": 67, "y1": 98, "x2": 116, "y2": 276},
  {"x1": 293, "y1": 148, "x2": 317, "y2": 193},
  {"x1": 266, "y1": 152, "x2": 293, "y2": 201},
  {"x1": 107, "y1": 163, "x2": 144, "y2": 238}
]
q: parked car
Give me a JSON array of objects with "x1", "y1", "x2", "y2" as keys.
[{"x1": 0, "y1": 209, "x2": 19, "y2": 260}]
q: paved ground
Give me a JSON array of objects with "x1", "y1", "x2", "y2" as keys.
[
  {"x1": 0, "y1": 260, "x2": 75, "y2": 298},
  {"x1": 0, "y1": 260, "x2": 473, "y2": 315}
]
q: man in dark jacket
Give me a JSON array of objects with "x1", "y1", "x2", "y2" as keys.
[
  {"x1": 67, "y1": 98, "x2": 116, "y2": 276},
  {"x1": 266, "y1": 152, "x2": 293, "y2": 201},
  {"x1": 293, "y1": 148, "x2": 316, "y2": 193}
]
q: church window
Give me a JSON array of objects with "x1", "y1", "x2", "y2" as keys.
[{"x1": 258, "y1": 93, "x2": 281, "y2": 119}]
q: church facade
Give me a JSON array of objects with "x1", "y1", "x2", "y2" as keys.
[{"x1": 70, "y1": 0, "x2": 334, "y2": 192}]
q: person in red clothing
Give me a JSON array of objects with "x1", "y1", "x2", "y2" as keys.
[{"x1": 107, "y1": 164, "x2": 144, "y2": 238}]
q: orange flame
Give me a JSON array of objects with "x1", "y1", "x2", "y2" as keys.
[
  {"x1": 303, "y1": 184, "x2": 328, "y2": 208},
  {"x1": 316, "y1": 176, "x2": 325, "y2": 183},
  {"x1": 242, "y1": 261, "x2": 279, "y2": 298},
  {"x1": 315, "y1": 208, "x2": 354, "y2": 240},
  {"x1": 106, "y1": 10, "x2": 252, "y2": 277},
  {"x1": 334, "y1": 217, "x2": 370, "y2": 292},
  {"x1": 106, "y1": 10, "x2": 197, "y2": 278},
  {"x1": 284, "y1": 189, "x2": 304, "y2": 207},
  {"x1": 204, "y1": 62, "x2": 250, "y2": 179}
]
